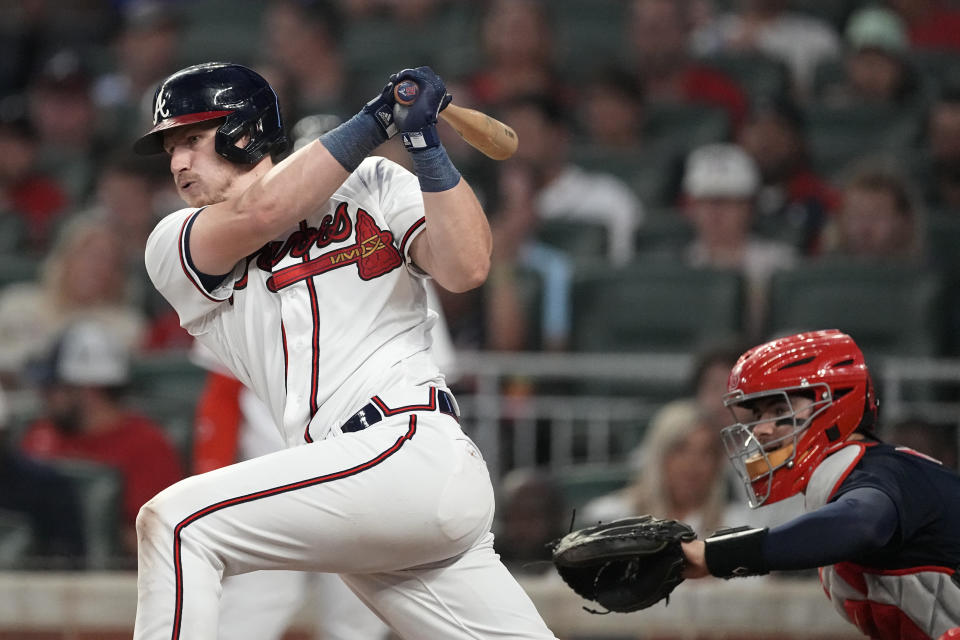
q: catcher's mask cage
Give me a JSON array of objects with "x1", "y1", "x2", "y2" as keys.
[
  {"x1": 719, "y1": 329, "x2": 877, "y2": 507},
  {"x1": 721, "y1": 385, "x2": 832, "y2": 507},
  {"x1": 134, "y1": 62, "x2": 288, "y2": 164}
]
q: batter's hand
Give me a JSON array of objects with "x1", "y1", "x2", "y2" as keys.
[
  {"x1": 392, "y1": 66, "x2": 452, "y2": 151},
  {"x1": 362, "y1": 76, "x2": 400, "y2": 139}
]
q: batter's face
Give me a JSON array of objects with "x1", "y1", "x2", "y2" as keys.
[{"x1": 163, "y1": 122, "x2": 246, "y2": 207}]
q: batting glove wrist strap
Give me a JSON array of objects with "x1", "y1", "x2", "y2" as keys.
[
  {"x1": 320, "y1": 112, "x2": 387, "y2": 173},
  {"x1": 409, "y1": 143, "x2": 461, "y2": 192},
  {"x1": 401, "y1": 123, "x2": 442, "y2": 151},
  {"x1": 704, "y1": 526, "x2": 769, "y2": 579}
]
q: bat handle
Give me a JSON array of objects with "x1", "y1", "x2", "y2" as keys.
[{"x1": 393, "y1": 80, "x2": 419, "y2": 106}]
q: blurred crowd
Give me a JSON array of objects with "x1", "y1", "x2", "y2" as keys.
[{"x1": 1, "y1": 0, "x2": 960, "y2": 587}]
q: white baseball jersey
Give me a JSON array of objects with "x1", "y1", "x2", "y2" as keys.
[
  {"x1": 146, "y1": 156, "x2": 443, "y2": 447},
  {"x1": 136, "y1": 155, "x2": 557, "y2": 640}
]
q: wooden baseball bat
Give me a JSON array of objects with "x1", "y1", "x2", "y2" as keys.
[{"x1": 394, "y1": 81, "x2": 518, "y2": 161}]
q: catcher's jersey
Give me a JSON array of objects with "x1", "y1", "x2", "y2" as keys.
[
  {"x1": 807, "y1": 442, "x2": 960, "y2": 639},
  {"x1": 145, "y1": 156, "x2": 443, "y2": 447}
]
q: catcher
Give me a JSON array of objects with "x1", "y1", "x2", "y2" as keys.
[{"x1": 553, "y1": 330, "x2": 960, "y2": 640}]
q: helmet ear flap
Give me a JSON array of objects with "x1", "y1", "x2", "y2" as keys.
[{"x1": 214, "y1": 85, "x2": 288, "y2": 164}]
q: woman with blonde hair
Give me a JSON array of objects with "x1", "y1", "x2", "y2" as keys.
[
  {"x1": 583, "y1": 398, "x2": 748, "y2": 536},
  {"x1": 0, "y1": 217, "x2": 145, "y2": 376}
]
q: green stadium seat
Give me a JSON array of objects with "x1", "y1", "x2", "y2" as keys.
[
  {"x1": 925, "y1": 211, "x2": 960, "y2": 277},
  {"x1": 765, "y1": 261, "x2": 946, "y2": 358},
  {"x1": 571, "y1": 262, "x2": 745, "y2": 353},
  {"x1": 0, "y1": 510, "x2": 33, "y2": 570},
  {"x1": 46, "y1": 459, "x2": 124, "y2": 570},
  {"x1": 704, "y1": 52, "x2": 791, "y2": 103},
  {"x1": 0, "y1": 252, "x2": 42, "y2": 290},
  {"x1": 643, "y1": 103, "x2": 731, "y2": 158},
  {"x1": 536, "y1": 219, "x2": 608, "y2": 264},
  {"x1": 634, "y1": 208, "x2": 694, "y2": 255},
  {"x1": 130, "y1": 351, "x2": 208, "y2": 403},
  {"x1": 176, "y1": 0, "x2": 265, "y2": 67},
  {"x1": 805, "y1": 103, "x2": 924, "y2": 177},
  {"x1": 551, "y1": 0, "x2": 630, "y2": 79},
  {"x1": 554, "y1": 464, "x2": 632, "y2": 514}
]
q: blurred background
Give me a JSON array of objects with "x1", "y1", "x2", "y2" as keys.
[{"x1": 1, "y1": 0, "x2": 960, "y2": 638}]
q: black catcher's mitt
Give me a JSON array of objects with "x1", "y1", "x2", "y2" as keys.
[{"x1": 550, "y1": 515, "x2": 696, "y2": 613}]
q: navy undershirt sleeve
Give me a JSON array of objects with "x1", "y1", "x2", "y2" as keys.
[
  {"x1": 762, "y1": 486, "x2": 899, "y2": 571},
  {"x1": 184, "y1": 209, "x2": 230, "y2": 292}
]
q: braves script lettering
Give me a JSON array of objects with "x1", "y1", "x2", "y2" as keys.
[{"x1": 234, "y1": 203, "x2": 402, "y2": 291}]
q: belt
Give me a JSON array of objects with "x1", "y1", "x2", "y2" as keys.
[{"x1": 341, "y1": 387, "x2": 458, "y2": 433}]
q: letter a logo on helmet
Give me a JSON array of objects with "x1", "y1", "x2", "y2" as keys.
[{"x1": 134, "y1": 62, "x2": 288, "y2": 164}]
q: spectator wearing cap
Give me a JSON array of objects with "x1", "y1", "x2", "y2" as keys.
[
  {"x1": 681, "y1": 143, "x2": 798, "y2": 339},
  {"x1": 736, "y1": 98, "x2": 839, "y2": 254},
  {"x1": 819, "y1": 6, "x2": 921, "y2": 107},
  {"x1": 19, "y1": 320, "x2": 183, "y2": 555}
]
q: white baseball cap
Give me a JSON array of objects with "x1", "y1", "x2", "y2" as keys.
[
  {"x1": 682, "y1": 143, "x2": 760, "y2": 199},
  {"x1": 42, "y1": 321, "x2": 131, "y2": 386}
]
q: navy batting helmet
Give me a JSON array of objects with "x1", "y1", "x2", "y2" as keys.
[{"x1": 134, "y1": 62, "x2": 287, "y2": 164}]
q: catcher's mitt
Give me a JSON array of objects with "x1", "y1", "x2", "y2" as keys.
[{"x1": 550, "y1": 515, "x2": 696, "y2": 613}]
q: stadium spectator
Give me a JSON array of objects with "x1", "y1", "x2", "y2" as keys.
[
  {"x1": 495, "y1": 468, "x2": 568, "y2": 574},
  {"x1": 582, "y1": 398, "x2": 750, "y2": 537},
  {"x1": 457, "y1": 0, "x2": 565, "y2": 110},
  {"x1": 627, "y1": 0, "x2": 748, "y2": 131},
  {"x1": 0, "y1": 217, "x2": 146, "y2": 377},
  {"x1": 736, "y1": 97, "x2": 838, "y2": 254},
  {"x1": 887, "y1": 0, "x2": 960, "y2": 52},
  {"x1": 19, "y1": 321, "x2": 183, "y2": 555},
  {"x1": 691, "y1": 0, "x2": 840, "y2": 100},
  {"x1": 26, "y1": 49, "x2": 105, "y2": 205},
  {"x1": 0, "y1": 381, "x2": 86, "y2": 567},
  {"x1": 821, "y1": 160, "x2": 923, "y2": 262},
  {"x1": 689, "y1": 340, "x2": 749, "y2": 433},
  {"x1": 342, "y1": 0, "x2": 451, "y2": 23},
  {"x1": 93, "y1": 0, "x2": 183, "y2": 144},
  {"x1": 680, "y1": 143, "x2": 798, "y2": 339},
  {"x1": 0, "y1": 97, "x2": 68, "y2": 252},
  {"x1": 260, "y1": 0, "x2": 355, "y2": 127},
  {"x1": 574, "y1": 66, "x2": 646, "y2": 152},
  {"x1": 818, "y1": 6, "x2": 921, "y2": 107},
  {"x1": 923, "y1": 86, "x2": 960, "y2": 212},
  {"x1": 501, "y1": 94, "x2": 643, "y2": 266},
  {"x1": 441, "y1": 94, "x2": 642, "y2": 351}
]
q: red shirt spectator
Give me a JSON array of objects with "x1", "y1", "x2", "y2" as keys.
[
  {"x1": 18, "y1": 320, "x2": 183, "y2": 555},
  {"x1": 680, "y1": 65, "x2": 749, "y2": 131},
  {"x1": 889, "y1": 0, "x2": 960, "y2": 51},
  {"x1": 20, "y1": 411, "x2": 183, "y2": 528}
]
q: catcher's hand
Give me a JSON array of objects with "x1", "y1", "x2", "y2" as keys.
[{"x1": 550, "y1": 515, "x2": 696, "y2": 613}]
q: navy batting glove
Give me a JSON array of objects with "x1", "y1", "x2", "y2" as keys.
[
  {"x1": 392, "y1": 66, "x2": 452, "y2": 151},
  {"x1": 361, "y1": 75, "x2": 400, "y2": 140}
]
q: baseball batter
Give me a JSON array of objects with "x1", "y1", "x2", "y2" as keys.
[{"x1": 132, "y1": 62, "x2": 557, "y2": 640}]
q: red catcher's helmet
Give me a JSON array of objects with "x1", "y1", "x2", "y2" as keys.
[
  {"x1": 720, "y1": 329, "x2": 878, "y2": 507},
  {"x1": 133, "y1": 62, "x2": 287, "y2": 164}
]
